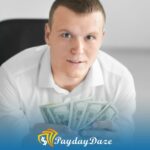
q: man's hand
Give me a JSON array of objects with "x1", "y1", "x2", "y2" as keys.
[{"x1": 79, "y1": 120, "x2": 118, "y2": 138}]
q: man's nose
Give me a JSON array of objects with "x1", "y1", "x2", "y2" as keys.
[{"x1": 71, "y1": 38, "x2": 84, "y2": 54}]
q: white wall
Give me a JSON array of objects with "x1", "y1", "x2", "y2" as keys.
[
  {"x1": 0, "y1": 0, "x2": 53, "y2": 20},
  {"x1": 0, "y1": 0, "x2": 150, "y2": 49},
  {"x1": 102, "y1": 0, "x2": 150, "y2": 49}
]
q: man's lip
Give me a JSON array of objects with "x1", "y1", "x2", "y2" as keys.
[{"x1": 66, "y1": 59, "x2": 86, "y2": 64}]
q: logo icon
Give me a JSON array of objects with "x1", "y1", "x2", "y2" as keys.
[{"x1": 38, "y1": 128, "x2": 58, "y2": 147}]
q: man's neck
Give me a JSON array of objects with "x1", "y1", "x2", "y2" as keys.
[{"x1": 52, "y1": 73, "x2": 86, "y2": 92}]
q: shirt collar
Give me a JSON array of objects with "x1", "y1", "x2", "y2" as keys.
[
  {"x1": 84, "y1": 59, "x2": 104, "y2": 87},
  {"x1": 38, "y1": 46, "x2": 104, "y2": 89}
]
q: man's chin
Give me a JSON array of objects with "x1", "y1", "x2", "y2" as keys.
[{"x1": 66, "y1": 71, "x2": 86, "y2": 79}]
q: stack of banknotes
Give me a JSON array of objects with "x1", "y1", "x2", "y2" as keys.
[{"x1": 40, "y1": 98, "x2": 118, "y2": 131}]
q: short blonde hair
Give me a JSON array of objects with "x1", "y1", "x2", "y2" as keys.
[{"x1": 48, "y1": 0, "x2": 106, "y2": 27}]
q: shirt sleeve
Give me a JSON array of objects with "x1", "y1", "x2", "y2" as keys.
[
  {"x1": 112, "y1": 70, "x2": 136, "y2": 141},
  {"x1": 0, "y1": 66, "x2": 29, "y2": 144}
]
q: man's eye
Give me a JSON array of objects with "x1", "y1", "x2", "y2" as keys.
[
  {"x1": 86, "y1": 35, "x2": 96, "y2": 40},
  {"x1": 61, "y1": 32, "x2": 72, "y2": 39}
]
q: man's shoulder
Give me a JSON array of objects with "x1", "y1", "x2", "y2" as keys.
[
  {"x1": 1, "y1": 45, "x2": 48, "y2": 77},
  {"x1": 97, "y1": 50, "x2": 132, "y2": 78}
]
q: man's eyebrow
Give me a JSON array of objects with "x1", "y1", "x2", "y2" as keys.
[
  {"x1": 57, "y1": 29, "x2": 71, "y2": 33},
  {"x1": 57, "y1": 29, "x2": 99, "y2": 35},
  {"x1": 57, "y1": 29, "x2": 75, "y2": 35},
  {"x1": 88, "y1": 32, "x2": 99, "y2": 35}
]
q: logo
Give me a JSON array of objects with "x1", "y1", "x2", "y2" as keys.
[
  {"x1": 38, "y1": 128, "x2": 113, "y2": 148},
  {"x1": 38, "y1": 128, "x2": 58, "y2": 147}
]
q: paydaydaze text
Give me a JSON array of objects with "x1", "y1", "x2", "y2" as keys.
[{"x1": 54, "y1": 136, "x2": 112, "y2": 147}]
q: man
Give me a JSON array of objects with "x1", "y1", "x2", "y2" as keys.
[{"x1": 0, "y1": 0, "x2": 136, "y2": 145}]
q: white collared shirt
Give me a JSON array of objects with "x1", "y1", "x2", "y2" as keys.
[{"x1": 0, "y1": 45, "x2": 136, "y2": 139}]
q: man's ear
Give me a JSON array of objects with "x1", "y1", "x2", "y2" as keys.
[
  {"x1": 101, "y1": 30, "x2": 106, "y2": 43},
  {"x1": 44, "y1": 23, "x2": 51, "y2": 46},
  {"x1": 102, "y1": 29, "x2": 106, "y2": 39},
  {"x1": 99, "y1": 30, "x2": 106, "y2": 49}
]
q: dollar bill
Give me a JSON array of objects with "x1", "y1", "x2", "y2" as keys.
[
  {"x1": 40, "y1": 99, "x2": 118, "y2": 132},
  {"x1": 68, "y1": 98, "x2": 93, "y2": 130},
  {"x1": 78, "y1": 101, "x2": 107, "y2": 130},
  {"x1": 40, "y1": 102, "x2": 70, "y2": 126},
  {"x1": 96, "y1": 104, "x2": 118, "y2": 121},
  {"x1": 40, "y1": 106, "x2": 56, "y2": 123},
  {"x1": 50, "y1": 103, "x2": 70, "y2": 126}
]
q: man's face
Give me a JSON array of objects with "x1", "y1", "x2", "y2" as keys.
[{"x1": 45, "y1": 6, "x2": 105, "y2": 79}]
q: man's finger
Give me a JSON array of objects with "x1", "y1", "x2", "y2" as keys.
[
  {"x1": 92, "y1": 120, "x2": 113, "y2": 131},
  {"x1": 79, "y1": 129, "x2": 111, "y2": 138}
]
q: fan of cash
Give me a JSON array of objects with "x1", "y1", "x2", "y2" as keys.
[{"x1": 40, "y1": 98, "x2": 118, "y2": 131}]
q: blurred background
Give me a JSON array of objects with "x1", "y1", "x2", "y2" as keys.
[{"x1": 0, "y1": 0, "x2": 150, "y2": 137}]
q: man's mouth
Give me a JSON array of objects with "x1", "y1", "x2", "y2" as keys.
[{"x1": 66, "y1": 59, "x2": 85, "y2": 64}]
